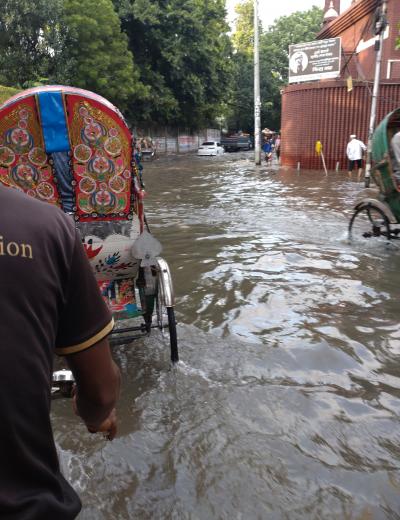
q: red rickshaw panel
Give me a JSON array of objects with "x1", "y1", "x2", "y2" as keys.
[
  {"x1": 65, "y1": 94, "x2": 133, "y2": 221},
  {"x1": 0, "y1": 96, "x2": 60, "y2": 206}
]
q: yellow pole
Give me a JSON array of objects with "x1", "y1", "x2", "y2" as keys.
[{"x1": 315, "y1": 140, "x2": 328, "y2": 176}]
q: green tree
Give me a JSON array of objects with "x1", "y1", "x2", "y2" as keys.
[
  {"x1": 114, "y1": 0, "x2": 233, "y2": 127},
  {"x1": 260, "y1": 6, "x2": 323, "y2": 129},
  {"x1": 227, "y1": 6, "x2": 323, "y2": 132},
  {"x1": 226, "y1": 53, "x2": 253, "y2": 131},
  {"x1": 261, "y1": 6, "x2": 323, "y2": 85},
  {"x1": 231, "y1": 0, "x2": 254, "y2": 55},
  {"x1": 57, "y1": 0, "x2": 146, "y2": 110},
  {"x1": 0, "y1": 0, "x2": 64, "y2": 87},
  {"x1": 225, "y1": 0, "x2": 257, "y2": 132},
  {"x1": 0, "y1": 85, "x2": 21, "y2": 104}
]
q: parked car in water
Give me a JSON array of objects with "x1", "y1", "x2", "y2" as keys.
[{"x1": 197, "y1": 141, "x2": 224, "y2": 156}]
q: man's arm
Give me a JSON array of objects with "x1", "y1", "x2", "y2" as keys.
[
  {"x1": 66, "y1": 337, "x2": 120, "y2": 439},
  {"x1": 55, "y1": 223, "x2": 121, "y2": 438}
]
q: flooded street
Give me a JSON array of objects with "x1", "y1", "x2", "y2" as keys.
[{"x1": 53, "y1": 152, "x2": 400, "y2": 519}]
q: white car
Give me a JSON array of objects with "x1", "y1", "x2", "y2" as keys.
[{"x1": 197, "y1": 141, "x2": 224, "y2": 156}]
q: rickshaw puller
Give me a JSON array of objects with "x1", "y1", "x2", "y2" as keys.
[{"x1": 0, "y1": 185, "x2": 120, "y2": 519}]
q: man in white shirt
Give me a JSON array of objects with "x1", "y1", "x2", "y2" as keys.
[{"x1": 347, "y1": 134, "x2": 366, "y2": 181}]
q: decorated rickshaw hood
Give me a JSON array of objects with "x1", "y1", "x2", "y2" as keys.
[
  {"x1": 372, "y1": 109, "x2": 394, "y2": 164},
  {"x1": 0, "y1": 85, "x2": 137, "y2": 222},
  {"x1": 1, "y1": 85, "x2": 127, "y2": 124}
]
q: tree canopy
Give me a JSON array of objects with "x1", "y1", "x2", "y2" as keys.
[
  {"x1": 0, "y1": 0, "x2": 64, "y2": 86},
  {"x1": 56, "y1": 0, "x2": 146, "y2": 110},
  {"x1": 114, "y1": 0, "x2": 233, "y2": 127},
  {"x1": 0, "y1": 85, "x2": 21, "y2": 104},
  {"x1": 231, "y1": 0, "x2": 254, "y2": 55},
  {"x1": 226, "y1": 3, "x2": 323, "y2": 133},
  {"x1": 0, "y1": 0, "x2": 323, "y2": 131}
]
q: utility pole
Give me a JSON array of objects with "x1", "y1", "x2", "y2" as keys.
[
  {"x1": 254, "y1": 0, "x2": 261, "y2": 165},
  {"x1": 364, "y1": 0, "x2": 388, "y2": 187}
]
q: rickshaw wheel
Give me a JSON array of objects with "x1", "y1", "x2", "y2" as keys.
[
  {"x1": 348, "y1": 203, "x2": 391, "y2": 242},
  {"x1": 156, "y1": 290, "x2": 179, "y2": 363}
]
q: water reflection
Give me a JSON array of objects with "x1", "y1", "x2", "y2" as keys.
[{"x1": 53, "y1": 153, "x2": 400, "y2": 519}]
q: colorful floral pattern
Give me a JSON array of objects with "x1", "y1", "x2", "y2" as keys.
[
  {"x1": 73, "y1": 143, "x2": 92, "y2": 163},
  {"x1": 67, "y1": 96, "x2": 132, "y2": 220},
  {"x1": 28, "y1": 147, "x2": 48, "y2": 167},
  {"x1": 0, "y1": 146, "x2": 15, "y2": 167},
  {"x1": 0, "y1": 98, "x2": 59, "y2": 205}
]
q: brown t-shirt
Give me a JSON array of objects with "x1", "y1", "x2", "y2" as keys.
[{"x1": 0, "y1": 186, "x2": 113, "y2": 519}]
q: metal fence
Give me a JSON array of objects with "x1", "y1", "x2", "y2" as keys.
[{"x1": 133, "y1": 127, "x2": 221, "y2": 154}]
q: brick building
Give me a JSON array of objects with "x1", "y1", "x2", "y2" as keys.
[{"x1": 281, "y1": 0, "x2": 400, "y2": 170}]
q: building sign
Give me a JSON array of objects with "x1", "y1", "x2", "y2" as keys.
[{"x1": 288, "y1": 38, "x2": 341, "y2": 84}]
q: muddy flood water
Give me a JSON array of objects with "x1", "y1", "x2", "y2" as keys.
[{"x1": 53, "y1": 152, "x2": 400, "y2": 519}]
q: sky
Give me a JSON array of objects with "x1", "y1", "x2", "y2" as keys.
[{"x1": 226, "y1": 0, "x2": 353, "y2": 29}]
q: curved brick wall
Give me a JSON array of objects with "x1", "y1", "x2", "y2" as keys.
[{"x1": 281, "y1": 80, "x2": 400, "y2": 170}]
